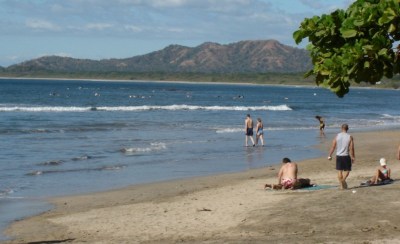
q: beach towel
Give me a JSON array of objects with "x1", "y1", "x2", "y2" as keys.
[
  {"x1": 359, "y1": 179, "x2": 394, "y2": 187},
  {"x1": 299, "y1": 185, "x2": 335, "y2": 191}
]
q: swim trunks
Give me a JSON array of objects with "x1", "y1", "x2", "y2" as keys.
[
  {"x1": 246, "y1": 128, "x2": 254, "y2": 136},
  {"x1": 281, "y1": 178, "x2": 296, "y2": 189},
  {"x1": 336, "y1": 155, "x2": 352, "y2": 171}
]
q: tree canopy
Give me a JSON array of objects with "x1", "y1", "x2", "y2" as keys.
[{"x1": 293, "y1": 0, "x2": 400, "y2": 97}]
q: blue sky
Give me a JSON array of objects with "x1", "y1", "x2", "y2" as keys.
[{"x1": 0, "y1": 0, "x2": 353, "y2": 67}]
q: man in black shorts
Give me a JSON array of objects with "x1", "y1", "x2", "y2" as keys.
[
  {"x1": 327, "y1": 124, "x2": 355, "y2": 189},
  {"x1": 244, "y1": 114, "x2": 255, "y2": 147}
]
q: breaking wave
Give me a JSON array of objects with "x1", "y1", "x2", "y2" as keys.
[
  {"x1": 121, "y1": 142, "x2": 167, "y2": 155},
  {"x1": 0, "y1": 104, "x2": 292, "y2": 112},
  {"x1": 26, "y1": 165, "x2": 126, "y2": 176}
]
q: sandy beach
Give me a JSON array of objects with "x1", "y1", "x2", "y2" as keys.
[{"x1": 3, "y1": 130, "x2": 400, "y2": 244}]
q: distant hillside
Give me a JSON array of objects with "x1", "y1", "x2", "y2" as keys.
[{"x1": 4, "y1": 40, "x2": 311, "y2": 74}]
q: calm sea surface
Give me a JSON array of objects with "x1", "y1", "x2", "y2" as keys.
[{"x1": 1, "y1": 78, "x2": 400, "y2": 239}]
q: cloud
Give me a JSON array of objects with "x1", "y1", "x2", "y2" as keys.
[
  {"x1": 299, "y1": 0, "x2": 354, "y2": 12},
  {"x1": 25, "y1": 19, "x2": 61, "y2": 31},
  {"x1": 85, "y1": 23, "x2": 114, "y2": 31},
  {"x1": 116, "y1": 0, "x2": 253, "y2": 11},
  {"x1": 147, "y1": 0, "x2": 189, "y2": 7},
  {"x1": 6, "y1": 55, "x2": 20, "y2": 61},
  {"x1": 124, "y1": 25, "x2": 143, "y2": 32},
  {"x1": 299, "y1": 0, "x2": 326, "y2": 9},
  {"x1": 37, "y1": 52, "x2": 72, "y2": 58}
]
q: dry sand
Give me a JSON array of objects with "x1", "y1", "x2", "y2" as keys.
[{"x1": 3, "y1": 130, "x2": 400, "y2": 244}]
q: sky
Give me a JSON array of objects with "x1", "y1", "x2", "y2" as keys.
[{"x1": 0, "y1": 0, "x2": 354, "y2": 67}]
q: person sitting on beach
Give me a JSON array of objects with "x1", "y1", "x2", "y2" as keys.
[
  {"x1": 369, "y1": 158, "x2": 391, "y2": 185},
  {"x1": 264, "y1": 157, "x2": 312, "y2": 190}
]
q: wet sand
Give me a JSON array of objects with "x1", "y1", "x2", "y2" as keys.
[{"x1": 3, "y1": 130, "x2": 400, "y2": 244}]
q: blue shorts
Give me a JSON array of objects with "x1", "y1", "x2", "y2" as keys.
[
  {"x1": 246, "y1": 128, "x2": 253, "y2": 136},
  {"x1": 336, "y1": 155, "x2": 352, "y2": 171}
]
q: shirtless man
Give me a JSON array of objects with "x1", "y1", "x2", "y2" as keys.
[
  {"x1": 245, "y1": 114, "x2": 255, "y2": 147},
  {"x1": 264, "y1": 158, "x2": 311, "y2": 190}
]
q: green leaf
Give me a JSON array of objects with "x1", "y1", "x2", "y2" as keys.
[
  {"x1": 347, "y1": 64, "x2": 358, "y2": 75},
  {"x1": 293, "y1": 30, "x2": 304, "y2": 44},
  {"x1": 388, "y1": 23, "x2": 396, "y2": 33},
  {"x1": 315, "y1": 30, "x2": 326, "y2": 37},
  {"x1": 378, "y1": 12, "x2": 395, "y2": 25},
  {"x1": 341, "y1": 29, "x2": 357, "y2": 38},
  {"x1": 322, "y1": 52, "x2": 333, "y2": 58},
  {"x1": 378, "y1": 48, "x2": 388, "y2": 56},
  {"x1": 353, "y1": 19, "x2": 364, "y2": 26},
  {"x1": 320, "y1": 69, "x2": 331, "y2": 76},
  {"x1": 304, "y1": 70, "x2": 314, "y2": 78}
]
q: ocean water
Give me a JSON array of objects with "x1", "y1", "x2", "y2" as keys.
[{"x1": 1, "y1": 78, "x2": 400, "y2": 239}]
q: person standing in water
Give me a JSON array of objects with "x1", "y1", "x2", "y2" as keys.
[
  {"x1": 328, "y1": 124, "x2": 355, "y2": 189},
  {"x1": 255, "y1": 118, "x2": 264, "y2": 146},
  {"x1": 244, "y1": 114, "x2": 255, "y2": 147},
  {"x1": 315, "y1": 115, "x2": 325, "y2": 136}
]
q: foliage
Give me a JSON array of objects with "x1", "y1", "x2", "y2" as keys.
[
  {"x1": 0, "y1": 70, "x2": 315, "y2": 85},
  {"x1": 293, "y1": 0, "x2": 400, "y2": 97}
]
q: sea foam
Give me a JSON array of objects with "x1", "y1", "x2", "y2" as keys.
[{"x1": 0, "y1": 104, "x2": 292, "y2": 112}]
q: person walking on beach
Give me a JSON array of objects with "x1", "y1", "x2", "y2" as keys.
[
  {"x1": 255, "y1": 118, "x2": 264, "y2": 146},
  {"x1": 328, "y1": 124, "x2": 355, "y2": 190},
  {"x1": 245, "y1": 114, "x2": 255, "y2": 147}
]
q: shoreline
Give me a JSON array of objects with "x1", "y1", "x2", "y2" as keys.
[
  {"x1": 0, "y1": 75, "x2": 316, "y2": 88},
  {"x1": 1, "y1": 75, "x2": 396, "y2": 93},
  {"x1": 3, "y1": 129, "x2": 400, "y2": 243}
]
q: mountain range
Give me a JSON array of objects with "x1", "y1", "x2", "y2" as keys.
[{"x1": 3, "y1": 40, "x2": 311, "y2": 74}]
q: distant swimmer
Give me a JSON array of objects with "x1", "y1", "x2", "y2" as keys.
[
  {"x1": 244, "y1": 114, "x2": 255, "y2": 147},
  {"x1": 315, "y1": 115, "x2": 325, "y2": 136},
  {"x1": 315, "y1": 115, "x2": 325, "y2": 131}
]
